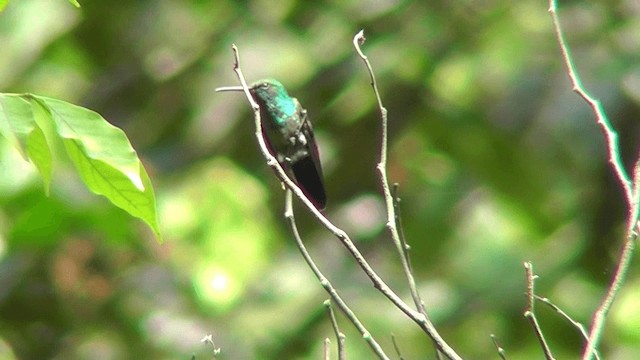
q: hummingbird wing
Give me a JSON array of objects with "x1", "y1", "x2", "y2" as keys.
[{"x1": 290, "y1": 101, "x2": 327, "y2": 210}]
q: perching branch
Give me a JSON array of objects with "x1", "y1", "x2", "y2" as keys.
[
  {"x1": 523, "y1": 262, "x2": 555, "y2": 360},
  {"x1": 227, "y1": 43, "x2": 462, "y2": 360},
  {"x1": 548, "y1": 2, "x2": 639, "y2": 359}
]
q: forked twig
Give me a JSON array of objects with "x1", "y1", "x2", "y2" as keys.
[
  {"x1": 353, "y1": 31, "x2": 425, "y2": 315},
  {"x1": 285, "y1": 191, "x2": 389, "y2": 360},
  {"x1": 353, "y1": 30, "x2": 458, "y2": 360},
  {"x1": 230, "y1": 43, "x2": 391, "y2": 359},
  {"x1": 227, "y1": 43, "x2": 462, "y2": 360},
  {"x1": 324, "y1": 300, "x2": 346, "y2": 360}
]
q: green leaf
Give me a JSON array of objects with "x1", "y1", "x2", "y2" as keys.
[
  {"x1": 1, "y1": 92, "x2": 162, "y2": 240},
  {"x1": 32, "y1": 95, "x2": 161, "y2": 241},
  {"x1": 35, "y1": 96, "x2": 144, "y2": 191},
  {"x1": 64, "y1": 139, "x2": 160, "y2": 240},
  {"x1": 68, "y1": 0, "x2": 80, "y2": 8},
  {"x1": 0, "y1": 0, "x2": 8, "y2": 12}
]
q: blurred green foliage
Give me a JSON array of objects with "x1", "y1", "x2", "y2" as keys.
[{"x1": 1, "y1": 0, "x2": 640, "y2": 359}]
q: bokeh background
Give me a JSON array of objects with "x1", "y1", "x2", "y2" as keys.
[{"x1": 1, "y1": 0, "x2": 640, "y2": 359}]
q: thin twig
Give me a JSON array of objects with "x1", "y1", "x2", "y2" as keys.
[
  {"x1": 393, "y1": 185, "x2": 444, "y2": 360},
  {"x1": 582, "y1": 236, "x2": 635, "y2": 360},
  {"x1": 523, "y1": 262, "x2": 555, "y2": 360},
  {"x1": 630, "y1": 155, "x2": 640, "y2": 234},
  {"x1": 548, "y1": 0, "x2": 632, "y2": 206},
  {"x1": 391, "y1": 184, "x2": 418, "y2": 300},
  {"x1": 353, "y1": 31, "x2": 424, "y2": 314},
  {"x1": 391, "y1": 333, "x2": 405, "y2": 360},
  {"x1": 227, "y1": 44, "x2": 462, "y2": 360},
  {"x1": 534, "y1": 295, "x2": 600, "y2": 360},
  {"x1": 548, "y1": 3, "x2": 639, "y2": 359},
  {"x1": 352, "y1": 30, "x2": 458, "y2": 360},
  {"x1": 324, "y1": 300, "x2": 346, "y2": 360},
  {"x1": 490, "y1": 334, "x2": 507, "y2": 360}
]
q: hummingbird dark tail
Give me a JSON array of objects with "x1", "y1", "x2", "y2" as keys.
[{"x1": 291, "y1": 156, "x2": 327, "y2": 210}]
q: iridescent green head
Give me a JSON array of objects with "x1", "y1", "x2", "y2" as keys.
[{"x1": 250, "y1": 79, "x2": 297, "y2": 126}]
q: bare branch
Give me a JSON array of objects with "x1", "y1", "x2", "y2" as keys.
[
  {"x1": 547, "y1": 2, "x2": 639, "y2": 359},
  {"x1": 523, "y1": 262, "x2": 555, "y2": 360},
  {"x1": 547, "y1": 1, "x2": 632, "y2": 206},
  {"x1": 227, "y1": 43, "x2": 460, "y2": 359},
  {"x1": 229, "y1": 44, "x2": 392, "y2": 360}
]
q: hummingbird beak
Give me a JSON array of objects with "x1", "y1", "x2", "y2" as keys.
[{"x1": 215, "y1": 86, "x2": 245, "y2": 92}]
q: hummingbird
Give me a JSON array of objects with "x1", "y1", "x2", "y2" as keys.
[{"x1": 216, "y1": 79, "x2": 327, "y2": 210}]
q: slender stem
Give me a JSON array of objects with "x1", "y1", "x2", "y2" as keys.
[
  {"x1": 391, "y1": 334, "x2": 405, "y2": 360},
  {"x1": 353, "y1": 31, "x2": 423, "y2": 313},
  {"x1": 534, "y1": 295, "x2": 600, "y2": 360},
  {"x1": 523, "y1": 262, "x2": 555, "y2": 360},
  {"x1": 391, "y1": 184, "x2": 424, "y2": 313},
  {"x1": 353, "y1": 30, "x2": 458, "y2": 360},
  {"x1": 548, "y1": 0, "x2": 632, "y2": 207},
  {"x1": 582, "y1": 237, "x2": 635, "y2": 360},
  {"x1": 228, "y1": 43, "x2": 462, "y2": 360},
  {"x1": 547, "y1": 2, "x2": 639, "y2": 359}
]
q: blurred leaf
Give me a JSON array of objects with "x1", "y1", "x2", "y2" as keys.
[
  {"x1": 68, "y1": 0, "x2": 80, "y2": 8},
  {"x1": 161, "y1": 159, "x2": 279, "y2": 310},
  {"x1": 0, "y1": 0, "x2": 7, "y2": 12},
  {"x1": 0, "y1": 336, "x2": 17, "y2": 360}
]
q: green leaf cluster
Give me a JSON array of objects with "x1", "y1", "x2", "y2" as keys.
[{"x1": 0, "y1": 94, "x2": 160, "y2": 240}]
